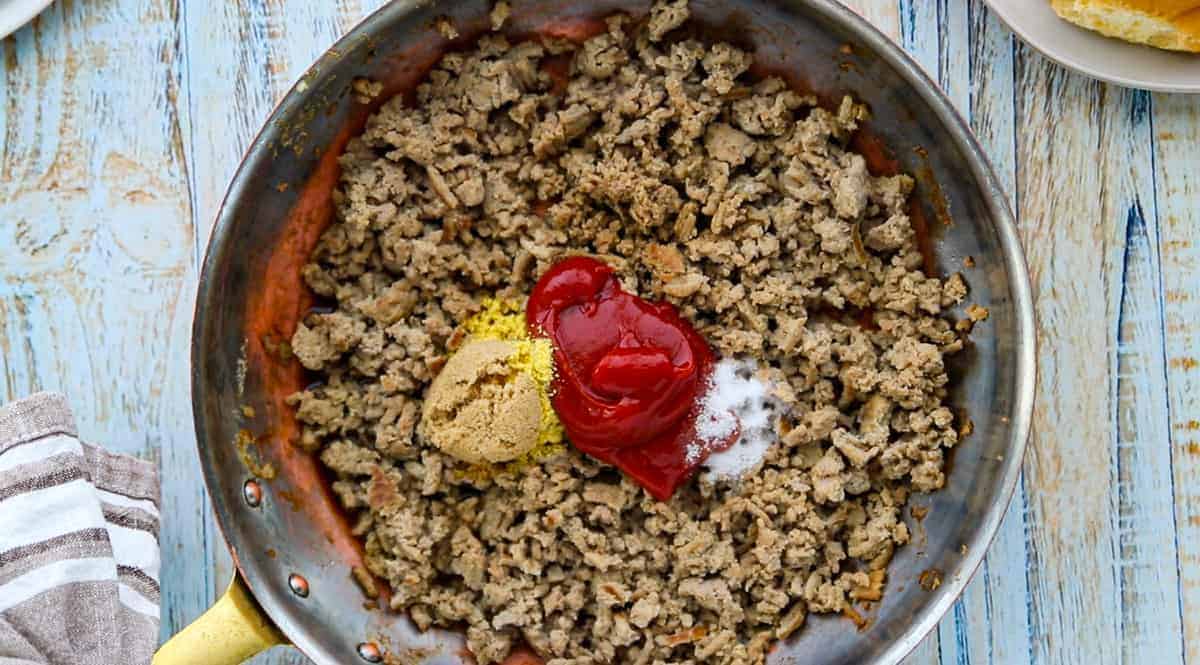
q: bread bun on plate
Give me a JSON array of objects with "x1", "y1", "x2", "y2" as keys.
[{"x1": 1051, "y1": 0, "x2": 1200, "y2": 51}]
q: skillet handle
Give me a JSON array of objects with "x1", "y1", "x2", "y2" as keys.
[{"x1": 153, "y1": 573, "x2": 287, "y2": 665}]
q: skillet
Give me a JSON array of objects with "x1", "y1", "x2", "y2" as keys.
[{"x1": 158, "y1": 1, "x2": 1035, "y2": 663}]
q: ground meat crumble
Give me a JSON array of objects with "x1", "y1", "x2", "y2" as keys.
[{"x1": 287, "y1": 3, "x2": 971, "y2": 663}]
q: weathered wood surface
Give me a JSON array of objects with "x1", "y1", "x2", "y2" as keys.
[{"x1": 2, "y1": 1, "x2": 1197, "y2": 663}]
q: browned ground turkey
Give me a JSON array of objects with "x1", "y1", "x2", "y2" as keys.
[{"x1": 286, "y1": 2, "x2": 972, "y2": 663}]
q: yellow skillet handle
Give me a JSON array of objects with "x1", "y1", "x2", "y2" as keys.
[{"x1": 152, "y1": 573, "x2": 287, "y2": 665}]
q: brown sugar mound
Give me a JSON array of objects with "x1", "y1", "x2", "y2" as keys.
[
  {"x1": 420, "y1": 339, "x2": 543, "y2": 465},
  {"x1": 287, "y1": 2, "x2": 973, "y2": 663}
]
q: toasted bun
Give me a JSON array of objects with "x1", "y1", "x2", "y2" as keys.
[{"x1": 1051, "y1": 0, "x2": 1200, "y2": 52}]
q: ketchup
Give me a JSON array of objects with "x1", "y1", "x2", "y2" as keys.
[{"x1": 526, "y1": 257, "x2": 714, "y2": 500}]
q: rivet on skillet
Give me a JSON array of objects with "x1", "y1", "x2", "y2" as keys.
[
  {"x1": 288, "y1": 573, "x2": 310, "y2": 598},
  {"x1": 356, "y1": 642, "x2": 383, "y2": 662},
  {"x1": 243, "y1": 479, "x2": 263, "y2": 507}
]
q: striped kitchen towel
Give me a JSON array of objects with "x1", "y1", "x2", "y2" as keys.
[{"x1": 0, "y1": 392, "x2": 160, "y2": 665}]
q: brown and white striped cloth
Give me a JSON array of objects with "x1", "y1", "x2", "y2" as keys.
[{"x1": 0, "y1": 392, "x2": 160, "y2": 665}]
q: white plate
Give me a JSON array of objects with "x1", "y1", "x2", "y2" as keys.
[
  {"x1": 984, "y1": 0, "x2": 1200, "y2": 92},
  {"x1": 0, "y1": 0, "x2": 54, "y2": 40}
]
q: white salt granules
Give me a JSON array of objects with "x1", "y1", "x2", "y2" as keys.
[{"x1": 687, "y1": 358, "x2": 777, "y2": 482}]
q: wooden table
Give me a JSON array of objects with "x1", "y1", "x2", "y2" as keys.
[{"x1": 1, "y1": 1, "x2": 1196, "y2": 663}]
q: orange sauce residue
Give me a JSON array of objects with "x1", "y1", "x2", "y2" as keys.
[
  {"x1": 532, "y1": 17, "x2": 606, "y2": 95},
  {"x1": 541, "y1": 52, "x2": 574, "y2": 96},
  {"x1": 907, "y1": 196, "x2": 938, "y2": 278},
  {"x1": 917, "y1": 160, "x2": 953, "y2": 229},
  {"x1": 241, "y1": 112, "x2": 370, "y2": 593},
  {"x1": 849, "y1": 130, "x2": 938, "y2": 278},
  {"x1": 536, "y1": 15, "x2": 609, "y2": 42},
  {"x1": 497, "y1": 646, "x2": 543, "y2": 665},
  {"x1": 849, "y1": 130, "x2": 900, "y2": 177}
]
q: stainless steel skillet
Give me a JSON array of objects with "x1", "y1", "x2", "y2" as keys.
[{"x1": 165, "y1": 1, "x2": 1035, "y2": 663}]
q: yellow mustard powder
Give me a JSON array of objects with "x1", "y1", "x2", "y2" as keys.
[
  {"x1": 464, "y1": 298, "x2": 528, "y2": 341},
  {"x1": 459, "y1": 298, "x2": 564, "y2": 468}
]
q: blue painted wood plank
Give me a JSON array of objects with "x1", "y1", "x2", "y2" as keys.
[
  {"x1": 1110, "y1": 126, "x2": 1184, "y2": 662},
  {"x1": 899, "y1": 0, "x2": 940, "y2": 80},
  {"x1": 1010, "y1": 42, "x2": 1183, "y2": 665},
  {"x1": 1150, "y1": 91, "x2": 1200, "y2": 663},
  {"x1": 0, "y1": 0, "x2": 216, "y2": 649},
  {"x1": 937, "y1": 0, "x2": 969, "y2": 110}
]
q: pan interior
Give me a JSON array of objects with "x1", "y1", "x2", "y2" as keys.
[{"x1": 192, "y1": 1, "x2": 1030, "y2": 664}]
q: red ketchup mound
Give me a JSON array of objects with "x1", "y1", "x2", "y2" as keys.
[{"x1": 527, "y1": 256, "x2": 717, "y2": 500}]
